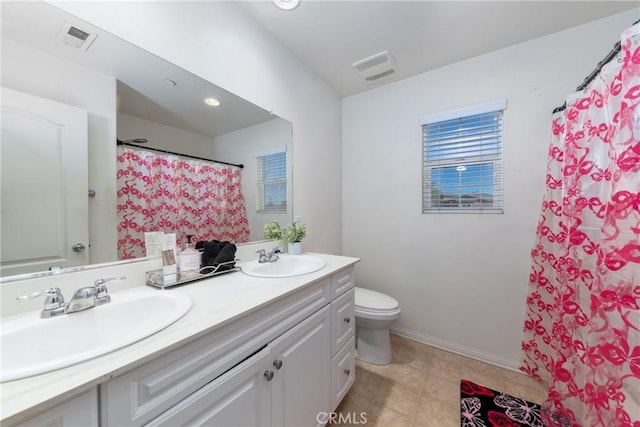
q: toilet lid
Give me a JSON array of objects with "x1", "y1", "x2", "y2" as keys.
[{"x1": 355, "y1": 287, "x2": 399, "y2": 312}]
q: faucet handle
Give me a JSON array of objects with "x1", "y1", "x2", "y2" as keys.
[
  {"x1": 94, "y1": 276, "x2": 126, "y2": 287},
  {"x1": 272, "y1": 246, "x2": 284, "y2": 254},
  {"x1": 17, "y1": 287, "x2": 66, "y2": 318},
  {"x1": 94, "y1": 276, "x2": 126, "y2": 305}
]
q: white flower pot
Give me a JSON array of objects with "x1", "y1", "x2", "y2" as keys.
[{"x1": 288, "y1": 242, "x2": 302, "y2": 255}]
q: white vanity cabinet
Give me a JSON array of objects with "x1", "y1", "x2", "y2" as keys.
[
  {"x1": 101, "y1": 265, "x2": 355, "y2": 427},
  {"x1": 146, "y1": 306, "x2": 331, "y2": 427},
  {"x1": 15, "y1": 388, "x2": 98, "y2": 427}
]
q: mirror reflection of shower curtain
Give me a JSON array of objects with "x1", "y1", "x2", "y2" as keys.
[
  {"x1": 521, "y1": 23, "x2": 640, "y2": 427},
  {"x1": 116, "y1": 146, "x2": 249, "y2": 259}
]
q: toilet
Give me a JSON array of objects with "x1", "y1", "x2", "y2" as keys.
[{"x1": 354, "y1": 287, "x2": 401, "y2": 365}]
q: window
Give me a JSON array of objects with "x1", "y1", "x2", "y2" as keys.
[
  {"x1": 421, "y1": 99, "x2": 506, "y2": 213},
  {"x1": 256, "y1": 146, "x2": 287, "y2": 213}
]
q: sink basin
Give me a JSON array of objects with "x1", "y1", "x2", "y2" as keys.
[
  {"x1": 0, "y1": 288, "x2": 192, "y2": 382},
  {"x1": 240, "y1": 254, "x2": 326, "y2": 278}
]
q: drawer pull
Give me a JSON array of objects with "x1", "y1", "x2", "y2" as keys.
[
  {"x1": 344, "y1": 317, "x2": 351, "y2": 323},
  {"x1": 273, "y1": 359, "x2": 283, "y2": 370},
  {"x1": 264, "y1": 370, "x2": 274, "y2": 381},
  {"x1": 344, "y1": 368, "x2": 351, "y2": 376}
]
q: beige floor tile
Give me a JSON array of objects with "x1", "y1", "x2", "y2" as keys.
[
  {"x1": 384, "y1": 364, "x2": 426, "y2": 393},
  {"x1": 430, "y1": 347, "x2": 465, "y2": 364},
  {"x1": 462, "y1": 358, "x2": 504, "y2": 392},
  {"x1": 502, "y1": 369, "x2": 548, "y2": 404},
  {"x1": 370, "y1": 407, "x2": 413, "y2": 427},
  {"x1": 390, "y1": 335, "x2": 431, "y2": 370},
  {"x1": 412, "y1": 396, "x2": 459, "y2": 427},
  {"x1": 341, "y1": 336, "x2": 551, "y2": 427},
  {"x1": 420, "y1": 372, "x2": 460, "y2": 404},
  {"x1": 426, "y1": 357, "x2": 463, "y2": 380},
  {"x1": 378, "y1": 381, "x2": 420, "y2": 417}
]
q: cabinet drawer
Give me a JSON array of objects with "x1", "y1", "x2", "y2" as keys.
[
  {"x1": 331, "y1": 288, "x2": 355, "y2": 356},
  {"x1": 331, "y1": 266, "x2": 354, "y2": 298},
  {"x1": 331, "y1": 336, "x2": 355, "y2": 411}
]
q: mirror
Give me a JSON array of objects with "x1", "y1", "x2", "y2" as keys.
[{"x1": 0, "y1": 1, "x2": 293, "y2": 278}]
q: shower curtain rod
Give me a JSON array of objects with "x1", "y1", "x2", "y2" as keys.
[
  {"x1": 117, "y1": 141, "x2": 244, "y2": 169},
  {"x1": 552, "y1": 18, "x2": 640, "y2": 114}
]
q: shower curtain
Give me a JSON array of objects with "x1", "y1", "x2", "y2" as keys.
[
  {"x1": 116, "y1": 146, "x2": 250, "y2": 259},
  {"x1": 521, "y1": 24, "x2": 639, "y2": 426}
]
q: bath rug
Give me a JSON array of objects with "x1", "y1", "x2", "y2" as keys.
[{"x1": 460, "y1": 379, "x2": 543, "y2": 427}]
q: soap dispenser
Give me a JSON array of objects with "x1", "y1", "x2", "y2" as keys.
[{"x1": 179, "y1": 235, "x2": 201, "y2": 277}]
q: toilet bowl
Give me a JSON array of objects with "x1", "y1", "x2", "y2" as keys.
[{"x1": 354, "y1": 287, "x2": 401, "y2": 365}]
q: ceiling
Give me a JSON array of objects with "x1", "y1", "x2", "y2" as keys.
[
  {"x1": 1, "y1": 1, "x2": 276, "y2": 139},
  {"x1": 2, "y1": 1, "x2": 637, "y2": 138},
  {"x1": 240, "y1": 1, "x2": 639, "y2": 97}
]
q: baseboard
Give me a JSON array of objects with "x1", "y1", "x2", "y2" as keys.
[{"x1": 390, "y1": 326, "x2": 523, "y2": 373}]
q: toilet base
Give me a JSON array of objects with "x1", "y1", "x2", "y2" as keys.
[{"x1": 356, "y1": 325, "x2": 392, "y2": 365}]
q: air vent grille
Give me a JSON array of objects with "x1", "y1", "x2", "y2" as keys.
[
  {"x1": 352, "y1": 50, "x2": 398, "y2": 83},
  {"x1": 56, "y1": 21, "x2": 98, "y2": 52}
]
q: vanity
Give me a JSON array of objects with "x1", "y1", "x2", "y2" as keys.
[{"x1": 0, "y1": 253, "x2": 358, "y2": 426}]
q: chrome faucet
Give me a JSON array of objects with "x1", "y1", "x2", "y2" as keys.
[
  {"x1": 256, "y1": 247, "x2": 283, "y2": 263},
  {"x1": 17, "y1": 276, "x2": 126, "y2": 317},
  {"x1": 66, "y1": 286, "x2": 97, "y2": 313},
  {"x1": 16, "y1": 287, "x2": 66, "y2": 318}
]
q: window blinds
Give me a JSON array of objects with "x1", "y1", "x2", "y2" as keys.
[
  {"x1": 256, "y1": 146, "x2": 287, "y2": 213},
  {"x1": 421, "y1": 100, "x2": 505, "y2": 213}
]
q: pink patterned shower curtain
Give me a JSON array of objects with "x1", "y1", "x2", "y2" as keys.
[
  {"x1": 521, "y1": 24, "x2": 640, "y2": 426},
  {"x1": 116, "y1": 147, "x2": 250, "y2": 259}
]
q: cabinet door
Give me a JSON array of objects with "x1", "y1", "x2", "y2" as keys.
[
  {"x1": 271, "y1": 306, "x2": 331, "y2": 427},
  {"x1": 16, "y1": 388, "x2": 98, "y2": 427},
  {"x1": 146, "y1": 347, "x2": 271, "y2": 427}
]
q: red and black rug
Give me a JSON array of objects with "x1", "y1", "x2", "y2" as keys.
[{"x1": 460, "y1": 379, "x2": 543, "y2": 427}]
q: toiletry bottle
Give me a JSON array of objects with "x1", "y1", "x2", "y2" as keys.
[{"x1": 179, "y1": 236, "x2": 201, "y2": 277}]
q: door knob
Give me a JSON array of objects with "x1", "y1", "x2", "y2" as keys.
[
  {"x1": 72, "y1": 243, "x2": 86, "y2": 253},
  {"x1": 344, "y1": 317, "x2": 351, "y2": 323},
  {"x1": 264, "y1": 370, "x2": 274, "y2": 381},
  {"x1": 273, "y1": 359, "x2": 283, "y2": 370}
]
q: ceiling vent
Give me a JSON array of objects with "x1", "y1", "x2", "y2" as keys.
[
  {"x1": 352, "y1": 50, "x2": 398, "y2": 82},
  {"x1": 56, "y1": 21, "x2": 98, "y2": 52}
]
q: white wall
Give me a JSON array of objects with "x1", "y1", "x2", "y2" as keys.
[
  {"x1": 342, "y1": 11, "x2": 637, "y2": 368},
  {"x1": 52, "y1": 1, "x2": 344, "y2": 255},
  {"x1": 118, "y1": 113, "x2": 214, "y2": 158},
  {"x1": 1, "y1": 38, "x2": 118, "y2": 265},
  {"x1": 213, "y1": 118, "x2": 293, "y2": 240}
]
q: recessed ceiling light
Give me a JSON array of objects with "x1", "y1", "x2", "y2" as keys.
[
  {"x1": 204, "y1": 97, "x2": 221, "y2": 107},
  {"x1": 273, "y1": 0, "x2": 300, "y2": 11}
]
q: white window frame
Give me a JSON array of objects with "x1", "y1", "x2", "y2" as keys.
[
  {"x1": 256, "y1": 145, "x2": 287, "y2": 214},
  {"x1": 421, "y1": 99, "x2": 506, "y2": 214}
]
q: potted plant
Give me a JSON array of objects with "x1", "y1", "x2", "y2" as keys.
[
  {"x1": 262, "y1": 221, "x2": 282, "y2": 240},
  {"x1": 282, "y1": 222, "x2": 307, "y2": 255}
]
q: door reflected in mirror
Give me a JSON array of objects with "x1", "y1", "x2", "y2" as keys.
[{"x1": 0, "y1": 0, "x2": 293, "y2": 278}]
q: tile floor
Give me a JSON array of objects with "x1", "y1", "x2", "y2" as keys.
[{"x1": 335, "y1": 334, "x2": 548, "y2": 427}]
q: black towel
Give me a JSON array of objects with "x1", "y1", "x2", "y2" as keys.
[{"x1": 199, "y1": 240, "x2": 236, "y2": 274}]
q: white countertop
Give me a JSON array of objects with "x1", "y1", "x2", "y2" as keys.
[{"x1": 0, "y1": 253, "x2": 359, "y2": 425}]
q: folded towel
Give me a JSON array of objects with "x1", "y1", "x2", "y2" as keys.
[
  {"x1": 199, "y1": 240, "x2": 236, "y2": 274},
  {"x1": 213, "y1": 242, "x2": 237, "y2": 272}
]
